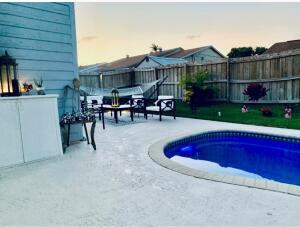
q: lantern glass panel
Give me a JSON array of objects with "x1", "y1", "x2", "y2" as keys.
[
  {"x1": 8, "y1": 65, "x2": 14, "y2": 91},
  {"x1": 1, "y1": 65, "x2": 12, "y2": 93}
]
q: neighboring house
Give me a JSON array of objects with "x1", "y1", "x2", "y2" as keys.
[
  {"x1": 100, "y1": 47, "x2": 183, "y2": 73},
  {"x1": 136, "y1": 56, "x2": 187, "y2": 69},
  {"x1": 0, "y1": 3, "x2": 80, "y2": 140},
  {"x1": 168, "y1": 46, "x2": 225, "y2": 64},
  {"x1": 264, "y1": 39, "x2": 300, "y2": 54},
  {"x1": 80, "y1": 45, "x2": 224, "y2": 75},
  {"x1": 79, "y1": 63, "x2": 107, "y2": 76}
]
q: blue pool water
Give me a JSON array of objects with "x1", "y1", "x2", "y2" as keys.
[{"x1": 164, "y1": 132, "x2": 300, "y2": 186}]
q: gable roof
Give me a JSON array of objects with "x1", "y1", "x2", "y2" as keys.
[
  {"x1": 101, "y1": 47, "x2": 183, "y2": 72},
  {"x1": 136, "y1": 56, "x2": 187, "y2": 68},
  {"x1": 79, "y1": 63, "x2": 107, "y2": 75},
  {"x1": 149, "y1": 56, "x2": 188, "y2": 66},
  {"x1": 169, "y1": 45, "x2": 225, "y2": 58},
  {"x1": 264, "y1": 39, "x2": 300, "y2": 54},
  {"x1": 85, "y1": 45, "x2": 224, "y2": 74}
]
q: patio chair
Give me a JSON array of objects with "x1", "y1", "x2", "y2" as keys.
[
  {"x1": 145, "y1": 95, "x2": 176, "y2": 121},
  {"x1": 80, "y1": 95, "x2": 103, "y2": 120},
  {"x1": 130, "y1": 94, "x2": 146, "y2": 118}
]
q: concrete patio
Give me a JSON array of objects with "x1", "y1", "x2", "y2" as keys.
[{"x1": 1, "y1": 115, "x2": 300, "y2": 225}]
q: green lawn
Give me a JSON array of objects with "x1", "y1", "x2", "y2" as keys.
[{"x1": 176, "y1": 102, "x2": 300, "y2": 130}]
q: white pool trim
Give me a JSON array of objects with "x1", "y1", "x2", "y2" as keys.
[{"x1": 148, "y1": 130, "x2": 300, "y2": 196}]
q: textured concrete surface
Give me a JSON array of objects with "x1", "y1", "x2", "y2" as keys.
[{"x1": 1, "y1": 114, "x2": 300, "y2": 225}]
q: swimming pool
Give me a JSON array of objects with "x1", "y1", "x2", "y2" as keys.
[{"x1": 149, "y1": 130, "x2": 300, "y2": 195}]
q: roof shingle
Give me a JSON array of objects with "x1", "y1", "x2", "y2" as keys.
[
  {"x1": 264, "y1": 39, "x2": 300, "y2": 54},
  {"x1": 101, "y1": 47, "x2": 183, "y2": 72}
]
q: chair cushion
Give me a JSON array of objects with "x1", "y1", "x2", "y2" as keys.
[
  {"x1": 119, "y1": 104, "x2": 131, "y2": 108},
  {"x1": 132, "y1": 95, "x2": 144, "y2": 99},
  {"x1": 87, "y1": 96, "x2": 103, "y2": 105},
  {"x1": 158, "y1": 95, "x2": 174, "y2": 100},
  {"x1": 146, "y1": 106, "x2": 160, "y2": 112},
  {"x1": 146, "y1": 106, "x2": 172, "y2": 112}
]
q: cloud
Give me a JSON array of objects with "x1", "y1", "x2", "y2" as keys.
[
  {"x1": 186, "y1": 34, "x2": 201, "y2": 40},
  {"x1": 79, "y1": 36, "x2": 98, "y2": 42}
]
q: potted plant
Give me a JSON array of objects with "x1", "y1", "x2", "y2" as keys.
[
  {"x1": 21, "y1": 82, "x2": 33, "y2": 95},
  {"x1": 34, "y1": 78, "x2": 45, "y2": 95}
]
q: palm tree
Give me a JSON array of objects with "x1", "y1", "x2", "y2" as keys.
[{"x1": 150, "y1": 44, "x2": 162, "y2": 52}]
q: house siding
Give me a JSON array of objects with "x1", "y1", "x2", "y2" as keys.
[
  {"x1": 136, "y1": 58, "x2": 160, "y2": 69},
  {"x1": 184, "y1": 48, "x2": 223, "y2": 64},
  {"x1": 0, "y1": 2, "x2": 81, "y2": 140}
]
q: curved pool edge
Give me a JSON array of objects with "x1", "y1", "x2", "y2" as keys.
[{"x1": 148, "y1": 130, "x2": 300, "y2": 196}]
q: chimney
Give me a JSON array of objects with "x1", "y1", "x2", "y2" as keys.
[{"x1": 126, "y1": 54, "x2": 130, "y2": 58}]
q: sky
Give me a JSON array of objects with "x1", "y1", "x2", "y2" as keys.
[{"x1": 75, "y1": 2, "x2": 300, "y2": 66}]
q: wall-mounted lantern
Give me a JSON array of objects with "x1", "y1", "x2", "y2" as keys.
[
  {"x1": 111, "y1": 88, "x2": 120, "y2": 107},
  {"x1": 0, "y1": 51, "x2": 20, "y2": 97}
]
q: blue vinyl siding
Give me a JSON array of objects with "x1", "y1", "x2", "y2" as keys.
[
  {"x1": 0, "y1": 2, "x2": 81, "y2": 140},
  {"x1": 184, "y1": 48, "x2": 223, "y2": 64}
]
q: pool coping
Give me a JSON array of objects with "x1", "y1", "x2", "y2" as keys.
[{"x1": 148, "y1": 129, "x2": 300, "y2": 196}]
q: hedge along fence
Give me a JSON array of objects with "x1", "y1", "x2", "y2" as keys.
[{"x1": 79, "y1": 49, "x2": 300, "y2": 103}]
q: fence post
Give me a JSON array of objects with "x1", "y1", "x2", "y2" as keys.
[
  {"x1": 226, "y1": 58, "x2": 231, "y2": 103},
  {"x1": 155, "y1": 68, "x2": 159, "y2": 98},
  {"x1": 99, "y1": 73, "x2": 103, "y2": 88}
]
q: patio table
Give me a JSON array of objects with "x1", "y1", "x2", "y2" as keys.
[{"x1": 100, "y1": 104, "x2": 134, "y2": 128}]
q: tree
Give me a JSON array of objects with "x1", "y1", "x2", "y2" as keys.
[
  {"x1": 227, "y1": 46, "x2": 268, "y2": 58},
  {"x1": 150, "y1": 44, "x2": 162, "y2": 52},
  {"x1": 255, "y1": 47, "x2": 268, "y2": 55},
  {"x1": 227, "y1": 47, "x2": 255, "y2": 58}
]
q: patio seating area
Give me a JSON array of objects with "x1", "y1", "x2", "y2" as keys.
[
  {"x1": 80, "y1": 94, "x2": 176, "y2": 129},
  {"x1": 0, "y1": 117, "x2": 300, "y2": 225}
]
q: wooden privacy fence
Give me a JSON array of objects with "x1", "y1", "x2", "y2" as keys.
[
  {"x1": 229, "y1": 50, "x2": 300, "y2": 103},
  {"x1": 79, "y1": 49, "x2": 300, "y2": 103},
  {"x1": 79, "y1": 74, "x2": 100, "y2": 88},
  {"x1": 79, "y1": 69, "x2": 133, "y2": 89}
]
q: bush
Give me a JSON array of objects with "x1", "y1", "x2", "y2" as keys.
[
  {"x1": 243, "y1": 83, "x2": 269, "y2": 102},
  {"x1": 227, "y1": 47, "x2": 255, "y2": 58},
  {"x1": 261, "y1": 107, "x2": 273, "y2": 117},
  {"x1": 180, "y1": 70, "x2": 216, "y2": 110}
]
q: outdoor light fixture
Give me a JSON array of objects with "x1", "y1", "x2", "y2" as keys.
[
  {"x1": 111, "y1": 88, "x2": 120, "y2": 107},
  {"x1": 0, "y1": 51, "x2": 20, "y2": 97}
]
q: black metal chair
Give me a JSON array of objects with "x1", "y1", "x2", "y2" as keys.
[
  {"x1": 130, "y1": 95, "x2": 146, "y2": 118},
  {"x1": 80, "y1": 96, "x2": 103, "y2": 120},
  {"x1": 145, "y1": 96, "x2": 176, "y2": 121}
]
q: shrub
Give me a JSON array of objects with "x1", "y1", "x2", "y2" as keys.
[
  {"x1": 261, "y1": 107, "x2": 273, "y2": 117},
  {"x1": 243, "y1": 83, "x2": 269, "y2": 102},
  {"x1": 180, "y1": 70, "x2": 216, "y2": 110}
]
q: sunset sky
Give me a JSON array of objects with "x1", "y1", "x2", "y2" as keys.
[{"x1": 75, "y1": 2, "x2": 300, "y2": 66}]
